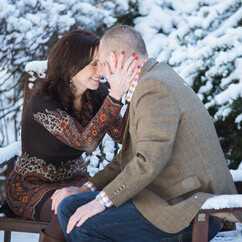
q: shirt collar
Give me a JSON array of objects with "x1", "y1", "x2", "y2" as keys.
[{"x1": 126, "y1": 60, "x2": 147, "y2": 103}]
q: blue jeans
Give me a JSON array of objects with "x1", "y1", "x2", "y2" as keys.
[{"x1": 58, "y1": 192, "x2": 220, "y2": 242}]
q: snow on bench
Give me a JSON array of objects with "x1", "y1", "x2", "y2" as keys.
[{"x1": 201, "y1": 194, "x2": 242, "y2": 210}]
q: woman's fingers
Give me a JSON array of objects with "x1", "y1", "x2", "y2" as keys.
[
  {"x1": 51, "y1": 190, "x2": 59, "y2": 211},
  {"x1": 106, "y1": 52, "x2": 140, "y2": 101},
  {"x1": 123, "y1": 53, "x2": 137, "y2": 71},
  {"x1": 51, "y1": 189, "x2": 59, "y2": 199},
  {"x1": 127, "y1": 57, "x2": 139, "y2": 75},
  {"x1": 52, "y1": 187, "x2": 82, "y2": 214},
  {"x1": 124, "y1": 70, "x2": 137, "y2": 93},
  {"x1": 51, "y1": 199, "x2": 55, "y2": 211},
  {"x1": 131, "y1": 67, "x2": 138, "y2": 80},
  {"x1": 51, "y1": 189, "x2": 64, "y2": 213},
  {"x1": 54, "y1": 198, "x2": 60, "y2": 214},
  {"x1": 116, "y1": 51, "x2": 125, "y2": 70},
  {"x1": 52, "y1": 196, "x2": 59, "y2": 213}
]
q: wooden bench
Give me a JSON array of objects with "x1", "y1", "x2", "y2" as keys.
[
  {"x1": 0, "y1": 155, "x2": 48, "y2": 242},
  {"x1": 0, "y1": 68, "x2": 48, "y2": 242},
  {"x1": 0, "y1": 217, "x2": 48, "y2": 242},
  {"x1": 192, "y1": 182, "x2": 242, "y2": 242},
  {"x1": 0, "y1": 63, "x2": 242, "y2": 242}
]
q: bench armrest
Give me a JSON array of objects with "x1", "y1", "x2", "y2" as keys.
[{"x1": 192, "y1": 207, "x2": 242, "y2": 242}]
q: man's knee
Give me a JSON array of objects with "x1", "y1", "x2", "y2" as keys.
[
  {"x1": 57, "y1": 195, "x2": 73, "y2": 220},
  {"x1": 57, "y1": 192, "x2": 98, "y2": 218}
]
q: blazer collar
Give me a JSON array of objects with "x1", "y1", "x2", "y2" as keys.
[{"x1": 139, "y1": 58, "x2": 158, "y2": 80}]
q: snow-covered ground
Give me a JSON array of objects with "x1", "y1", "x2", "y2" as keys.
[
  {"x1": 212, "y1": 223, "x2": 242, "y2": 241},
  {"x1": 0, "y1": 223, "x2": 241, "y2": 241}
]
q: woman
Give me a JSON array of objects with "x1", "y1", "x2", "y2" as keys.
[{"x1": 6, "y1": 29, "x2": 138, "y2": 242}]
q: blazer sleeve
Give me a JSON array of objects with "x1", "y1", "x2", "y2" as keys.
[
  {"x1": 102, "y1": 78, "x2": 181, "y2": 206},
  {"x1": 89, "y1": 152, "x2": 122, "y2": 190},
  {"x1": 30, "y1": 93, "x2": 122, "y2": 152}
]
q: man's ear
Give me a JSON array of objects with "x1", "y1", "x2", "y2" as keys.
[{"x1": 109, "y1": 51, "x2": 117, "y2": 71}]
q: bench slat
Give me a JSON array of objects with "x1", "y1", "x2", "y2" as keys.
[{"x1": 0, "y1": 217, "x2": 48, "y2": 233}]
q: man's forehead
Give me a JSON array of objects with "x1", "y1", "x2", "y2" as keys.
[
  {"x1": 99, "y1": 42, "x2": 105, "y2": 52},
  {"x1": 98, "y1": 44, "x2": 107, "y2": 61}
]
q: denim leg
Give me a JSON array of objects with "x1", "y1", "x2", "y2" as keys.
[
  {"x1": 58, "y1": 193, "x2": 221, "y2": 242},
  {"x1": 58, "y1": 192, "x2": 98, "y2": 241}
]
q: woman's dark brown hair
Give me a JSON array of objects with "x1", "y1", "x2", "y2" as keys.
[{"x1": 37, "y1": 29, "x2": 101, "y2": 123}]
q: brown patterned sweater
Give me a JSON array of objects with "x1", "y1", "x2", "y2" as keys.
[{"x1": 6, "y1": 84, "x2": 127, "y2": 220}]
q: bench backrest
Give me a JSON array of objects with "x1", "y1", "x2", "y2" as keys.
[{"x1": 22, "y1": 71, "x2": 46, "y2": 118}]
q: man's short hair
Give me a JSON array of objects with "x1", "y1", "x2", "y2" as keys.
[{"x1": 101, "y1": 25, "x2": 148, "y2": 58}]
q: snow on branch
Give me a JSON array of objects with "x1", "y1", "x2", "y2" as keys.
[
  {"x1": 25, "y1": 60, "x2": 47, "y2": 76},
  {"x1": 0, "y1": 141, "x2": 21, "y2": 165},
  {"x1": 230, "y1": 169, "x2": 242, "y2": 182}
]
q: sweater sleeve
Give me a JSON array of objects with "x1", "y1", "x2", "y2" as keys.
[
  {"x1": 107, "y1": 106, "x2": 129, "y2": 144},
  {"x1": 31, "y1": 93, "x2": 122, "y2": 152}
]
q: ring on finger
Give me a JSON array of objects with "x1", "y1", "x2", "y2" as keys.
[{"x1": 128, "y1": 71, "x2": 133, "y2": 76}]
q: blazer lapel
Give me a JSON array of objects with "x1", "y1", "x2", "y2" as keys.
[
  {"x1": 119, "y1": 59, "x2": 159, "y2": 166},
  {"x1": 120, "y1": 104, "x2": 130, "y2": 149},
  {"x1": 121, "y1": 58, "x2": 158, "y2": 148}
]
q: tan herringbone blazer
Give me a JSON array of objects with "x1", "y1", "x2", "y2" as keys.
[{"x1": 90, "y1": 59, "x2": 242, "y2": 233}]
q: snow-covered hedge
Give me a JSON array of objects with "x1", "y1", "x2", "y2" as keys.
[
  {"x1": 135, "y1": 0, "x2": 242, "y2": 169},
  {"x1": 0, "y1": 0, "x2": 130, "y2": 145}
]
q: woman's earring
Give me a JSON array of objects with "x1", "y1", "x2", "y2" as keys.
[{"x1": 70, "y1": 79, "x2": 73, "y2": 88}]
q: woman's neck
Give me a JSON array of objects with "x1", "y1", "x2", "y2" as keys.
[
  {"x1": 74, "y1": 96, "x2": 82, "y2": 112},
  {"x1": 73, "y1": 90, "x2": 85, "y2": 113}
]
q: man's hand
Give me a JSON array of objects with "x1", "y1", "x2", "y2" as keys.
[
  {"x1": 67, "y1": 200, "x2": 105, "y2": 234},
  {"x1": 51, "y1": 185, "x2": 90, "y2": 215}
]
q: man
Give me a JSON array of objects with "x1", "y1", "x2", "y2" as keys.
[{"x1": 56, "y1": 25, "x2": 241, "y2": 241}]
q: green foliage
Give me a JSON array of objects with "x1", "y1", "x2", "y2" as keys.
[
  {"x1": 114, "y1": 0, "x2": 140, "y2": 27},
  {"x1": 211, "y1": 97, "x2": 242, "y2": 169}
]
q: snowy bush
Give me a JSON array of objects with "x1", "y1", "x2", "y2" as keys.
[
  {"x1": 0, "y1": 0, "x2": 134, "y2": 174},
  {"x1": 0, "y1": 0, "x2": 132, "y2": 146},
  {"x1": 135, "y1": 0, "x2": 242, "y2": 169}
]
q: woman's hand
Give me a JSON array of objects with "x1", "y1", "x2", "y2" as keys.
[
  {"x1": 104, "y1": 52, "x2": 139, "y2": 101},
  {"x1": 51, "y1": 185, "x2": 90, "y2": 215}
]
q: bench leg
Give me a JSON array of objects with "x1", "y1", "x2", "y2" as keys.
[
  {"x1": 192, "y1": 213, "x2": 209, "y2": 242},
  {"x1": 4, "y1": 231, "x2": 11, "y2": 242}
]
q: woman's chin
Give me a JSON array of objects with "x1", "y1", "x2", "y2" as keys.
[{"x1": 89, "y1": 83, "x2": 100, "y2": 90}]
